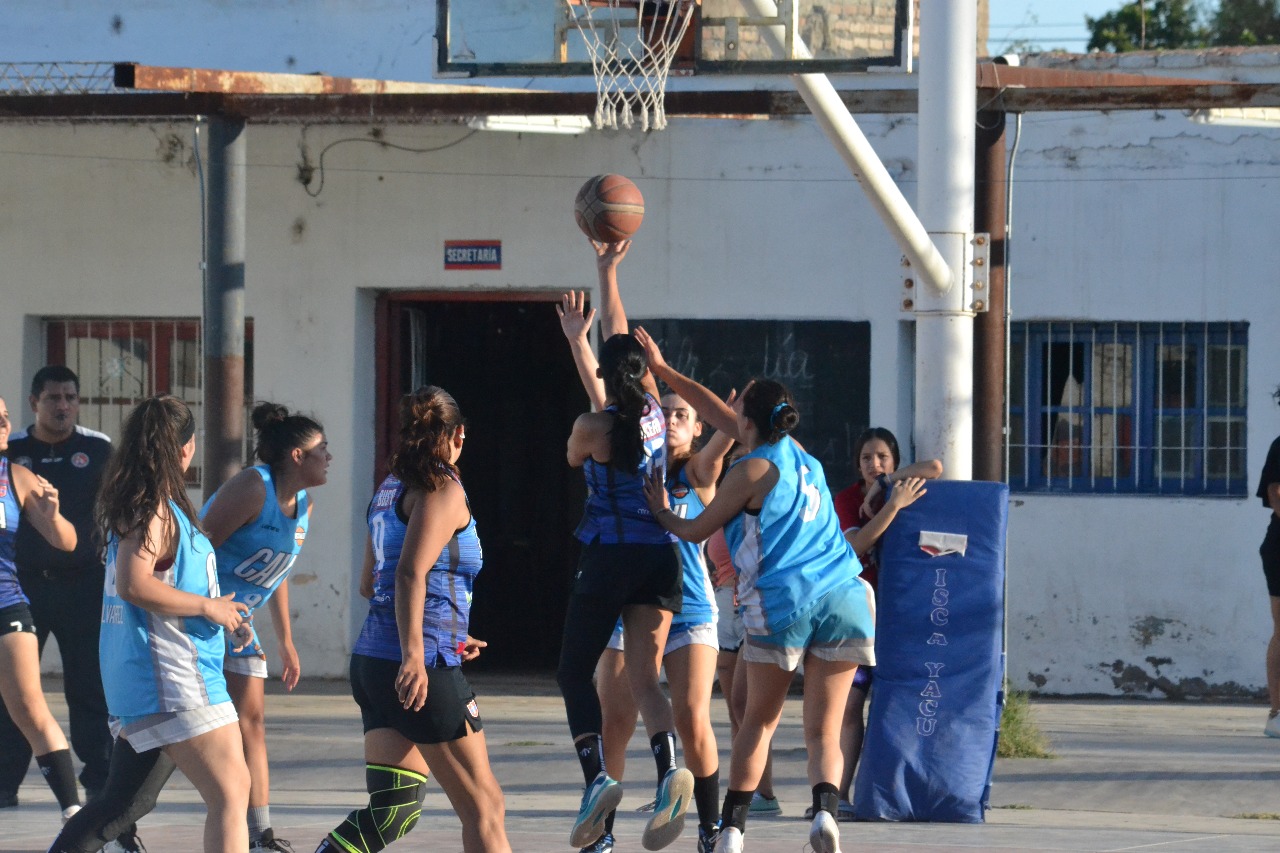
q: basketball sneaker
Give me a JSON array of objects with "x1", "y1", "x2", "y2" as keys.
[
  {"x1": 102, "y1": 831, "x2": 147, "y2": 853},
  {"x1": 248, "y1": 828, "x2": 295, "y2": 852},
  {"x1": 809, "y1": 809, "x2": 842, "y2": 853},
  {"x1": 713, "y1": 826, "x2": 744, "y2": 853},
  {"x1": 748, "y1": 792, "x2": 781, "y2": 816},
  {"x1": 697, "y1": 822, "x2": 721, "y2": 853},
  {"x1": 580, "y1": 831, "x2": 615, "y2": 853},
  {"x1": 641, "y1": 767, "x2": 694, "y2": 850},
  {"x1": 571, "y1": 772, "x2": 623, "y2": 848},
  {"x1": 1265, "y1": 711, "x2": 1280, "y2": 738}
]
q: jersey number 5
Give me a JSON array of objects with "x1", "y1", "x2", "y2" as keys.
[{"x1": 799, "y1": 465, "x2": 822, "y2": 523}]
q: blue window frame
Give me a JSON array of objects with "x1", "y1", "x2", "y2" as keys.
[{"x1": 1009, "y1": 322, "x2": 1247, "y2": 496}]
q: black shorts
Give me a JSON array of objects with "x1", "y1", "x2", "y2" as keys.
[
  {"x1": 1262, "y1": 524, "x2": 1280, "y2": 597},
  {"x1": 573, "y1": 541, "x2": 682, "y2": 613},
  {"x1": 0, "y1": 602, "x2": 36, "y2": 636},
  {"x1": 349, "y1": 653, "x2": 483, "y2": 745}
]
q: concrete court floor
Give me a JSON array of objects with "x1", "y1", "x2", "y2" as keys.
[{"x1": 4, "y1": 674, "x2": 1280, "y2": 852}]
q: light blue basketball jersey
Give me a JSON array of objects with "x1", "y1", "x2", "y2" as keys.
[
  {"x1": 669, "y1": 466, "x2": 716, "y2": 627},
  {"x1": 0, "y1": 458, "x2": 27, "y2": 609},
  {"x1": 575, "y1": 393, "x2": 675, "y2": 545},
  {"x1": 200, "y1": 465, "x2": 309, "y2": 615},
  {"x1": 100, "y1": 503, "x2": 230, "y2": 717},
  {"x1": 724, "y1": 437, "x2": 863, "y2": 635}
]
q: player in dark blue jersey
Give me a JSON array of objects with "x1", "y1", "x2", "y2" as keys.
[
  {"x1": 201, "y1": 402, "x2": 331, "y2": 852},
  {"x1": 559, "y1": 261, "x2": 737, "y2": 853},
  {"x1": 636, "y1": 347, "x2": 875, "y2": 853},
  {"x1": 556, "y1": 240, "x2": 701, "y2": 853},
  {"x1": 314, "y1": 386, "x2": 509, "y2": 853},
  {"x1": 0, "y1": 395, "x2": 82, "y2": 827}
]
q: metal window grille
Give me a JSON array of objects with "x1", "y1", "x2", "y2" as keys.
[
  {"x1": 1008, "y1": 321, "x2": 1247, "y2": 496},
  {"x1": 44, "y1": 317, "x2": 256, "y2": 491}
]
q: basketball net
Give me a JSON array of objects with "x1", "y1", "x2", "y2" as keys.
[{"x1": 564, "y1": 0, "x2": 698, "y2": 131}]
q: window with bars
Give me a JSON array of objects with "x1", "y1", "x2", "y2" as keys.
[
  {"x1": 45, "y1": 318, "x2": 255, "y2": 486},
  {"x1": 1009, "y1": 321, "x2": 1247, "y2": 496}
]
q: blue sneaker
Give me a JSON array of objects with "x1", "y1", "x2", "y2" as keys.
[
  {"x1": 641, "y1": 767, "x2": 694, "y2": 850},
  {"x1": 580, "y1": 831, "x2": 615, "y2": 853},
  {"x1": 571, "y1": 773, "x2": 623, "y2": 848},
  {"x1": 697, "y1": 822, "x2": 720, "y2": 853}
]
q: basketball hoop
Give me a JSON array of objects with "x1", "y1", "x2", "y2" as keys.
[{"x1": 564, "y1": 0, "x2": 699, "y2": 131}]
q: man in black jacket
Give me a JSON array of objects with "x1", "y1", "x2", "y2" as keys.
[{"x1": 0, "y1": 366, "x2": 112, "y2": 806}]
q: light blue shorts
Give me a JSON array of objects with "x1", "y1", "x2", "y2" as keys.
[
  {"x1": 607, "y1": 619, "x2": 718, "y2": 657},
  {"x1": 743, "y1": 579, "x2": 876, "y2": 672}
]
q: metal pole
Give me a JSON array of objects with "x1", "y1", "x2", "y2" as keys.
[
  {"x1": 974, "y1": 111, "x2": 1007, "y2": 482},
  {"x1": 203, "y1": 115, "x2": 246, "y2": 500},
  {"x1": 738, "y1": 0, "x2": 951, "y2": 293},
  {"x1": 914, "y1": 0, "x2": 977, "y2": 479}
]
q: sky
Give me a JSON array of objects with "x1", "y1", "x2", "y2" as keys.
[{"x1": 987, "y1": 0, "x2": 1122, "y2": 55}]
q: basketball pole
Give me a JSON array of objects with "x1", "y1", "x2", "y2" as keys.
[{"x1": 737, "y1": 0, "x2": 977, "y2": 479}]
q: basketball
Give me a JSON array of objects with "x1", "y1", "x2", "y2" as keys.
[{"x1": 574, "y1": 174, "x2": 645, "y2": 243}]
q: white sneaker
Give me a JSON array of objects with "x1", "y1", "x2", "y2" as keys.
[
  {"x1": 809, "y1": 809, "x2": 842, "y2": 853},
  {"x1": 61, "y1": 804, "x2": 81, "y2": 824},
  {"x1": 713, "y1": 826, "x2": 744, "y2": 853},
  {"x1": 1265, "y1": 712, "x2": 1280, "y2": 738}
]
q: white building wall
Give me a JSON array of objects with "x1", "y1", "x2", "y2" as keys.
[{"x1": 3, "y1": 55, "x2": 1279, "y2": 695}]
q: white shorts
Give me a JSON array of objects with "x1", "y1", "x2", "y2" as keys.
[
  {"x1": 224, "y1": 654, "x2": 269, "y2": 679},
  {"x1": 111, "y1": 701, "x2": 239, "y2": 751},
  {"x1": 714, "y1": 587, "x2": 744, "y2": 652},
  {"x1": 607, "y1": 620, "x2": 718, "y2": 657}
]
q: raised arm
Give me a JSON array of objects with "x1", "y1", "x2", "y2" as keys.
[
  {"x1": 11, "y1": 463, "x2": 76, "y2": 551},
  {"x1": 683, "y1": 389, "x2": 740, "y2": 494},
  {"x1": 557, "y1": 290, "x2": 606, "y2": 411},
  {"x1": 593, "y1": 239, "x2": 631, "y2": 340},
  {"x1": 634, "y1": 326, "x2": 744, "y2": 442},
  {"x1": 643, "y1": 457, "x2": 776, "y2": 543}
]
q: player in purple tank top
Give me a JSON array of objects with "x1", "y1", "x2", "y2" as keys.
[{"x1": 0, "y1": 395, "x2": 82, "y2": 826}]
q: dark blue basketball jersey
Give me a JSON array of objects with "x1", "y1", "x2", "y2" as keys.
[
  {"x1": 575, "y1": 392, "x2": 675, "y2": 545},
  {"x1": 355, "y1": 472, "x2": 483, "y2": 667},
  {"x1": 0, "y1": 459, "x2": 27, "y2": 609}
]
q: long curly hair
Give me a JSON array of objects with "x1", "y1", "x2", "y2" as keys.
[
  {"x1": 742, "y1": 379, "x2": 800, "y2": 445},
  {"x1": 388, "y1": 386, "x2": 463, "y2": 492},
  {"x1": 599, "y1": 333, "x2": 650, "y2": 472},
  {"x1": 251, "y1": 401, "x2": 323, "y2": 470},
  {"x1": 97, "y1": 395, "x2": 199, "y2": 552}
]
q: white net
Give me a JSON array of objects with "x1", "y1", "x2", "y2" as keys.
[{"x1": 565, "y1": 0, "x2": 698, "y2": 131}]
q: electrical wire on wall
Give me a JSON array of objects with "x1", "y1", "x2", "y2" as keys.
[{"x1": 300, "y1": 129, "x2": 479, "y2": 198}]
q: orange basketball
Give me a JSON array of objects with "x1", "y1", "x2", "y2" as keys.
[{"x1": 574, "y1": 174, "x2": 645, "y2": 243}]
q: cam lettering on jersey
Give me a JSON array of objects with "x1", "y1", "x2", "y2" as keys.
[{"x1": 231, "y1": 547, "x2": 297, "y2": 588}]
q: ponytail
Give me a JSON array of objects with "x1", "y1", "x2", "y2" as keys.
[
  {"x1": 743, "y1": 379, "x2": 799, "y2": 444},
  {"x1": 599, "y1": 334, "x2": 650, "y2": 472},
  {"x1": 251, "y1": 401, "x2": 324, "y2": 470},
  {"x1": 389, "y1": 386, "x2": 464, "y2": 492}
]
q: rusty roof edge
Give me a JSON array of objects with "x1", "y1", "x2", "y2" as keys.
[
  {"x1": 113, "y1": 63, "x2": 538, "y2": 96},
  {"x1": 975, "y1": 63, "x2": 1216, "y2": 90}
]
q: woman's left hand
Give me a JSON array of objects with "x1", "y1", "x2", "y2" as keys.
[
  {"x1": 396, "y1": 659, "x2": 429, "y2": 711},
  {"x1": 27, "y1": 476, "x2": 61, "y2": 522},
  {"x1": 643, "y1": 468, "x2": 670, "y2": 518},
  {"x1": 279, "y1": 641, "x2": 301, "y2": 692},
  {"x1": 460, "y1": 635, "x2": 487, "y2": 663}
]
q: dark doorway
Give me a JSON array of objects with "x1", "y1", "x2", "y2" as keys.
[{"x1": 375, "y1": 293, "x2": 587, "y2": 670}]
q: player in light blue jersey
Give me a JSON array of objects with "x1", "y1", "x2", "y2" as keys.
[
  {"x1": 53, "y1": 396, "x2": 250, "y2": 853},
  {"x1": 200, "y1": 402, "x2": 330, "y2": 853},
  {"x1": 636, "y1": 348, "x2": 875, "y2": 853},
  {"x1": 315, "y1": 386, "x2": 508, "y2": 853},
  {"x1": 0, "y1": 395, "x2": 82, "y2": 827}
]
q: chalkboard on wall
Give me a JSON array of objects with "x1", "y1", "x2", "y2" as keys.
[{"x1": 634, "y1": 319, "x2": 871, "y2": 491}]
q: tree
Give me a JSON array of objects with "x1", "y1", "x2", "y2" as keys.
[
  {"x1": 1086, "y1": 0, "x2": 1207, "y2": 52},
  {"x1": 1212, "y1": 0, "x2": 1280, "y2": 45}
]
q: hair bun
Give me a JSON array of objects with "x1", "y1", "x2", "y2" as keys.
[{"x1": 251, "y1": 401, "x2": 290, "y2": 431}]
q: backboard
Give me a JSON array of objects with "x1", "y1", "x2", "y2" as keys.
[{"x1": 435, "y1": 0, "x2": 910, "y2": 78}]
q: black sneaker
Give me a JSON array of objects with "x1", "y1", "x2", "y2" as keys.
[
  {"x1": 697, "y1": 823, "x2": 721, "y2": 853},
  {"x1": 249, "y1": 829, "x2": 295, "y2": 852},
  {"x1": 102, "y1": 832, "x2": 147, "y2": 853},
  {"x1": 580, "y1": 832, "x2": 615, "y2": 853}
]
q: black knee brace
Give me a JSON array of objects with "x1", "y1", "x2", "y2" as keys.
[{"x1": 325, "y1": 764, "x2": 428, "y2": 853}]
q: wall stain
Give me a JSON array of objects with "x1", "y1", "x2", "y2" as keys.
[
  {"x1": 291, "y1": 217, "x2": 307, "y2": 244},
  {"x1": 1098, "y1": 658, "x2": 1262, "y2": 700},
  {"x1": 1131, "y1": 615, "x2": 1184, "y2": 648}
]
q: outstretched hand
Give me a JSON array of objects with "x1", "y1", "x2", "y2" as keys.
[
  {"x1": 461, "y1": 635, "x2": 488, "y2": 663},
  {"x1": 642, "y1": 468, "x2": 671, "y2": 518},
  {"x1": 557, "y1": 291, "x2": 596, "y2": 344},
  {"x1": 886, "y1": 476, "x2": 928, "y2": 510},
  {"x1": 592, "y1": 238, "x2": 631, "y2": 272},
  {"x1": 632, "y1": 326, "x2": 669, "y2": 377}
]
